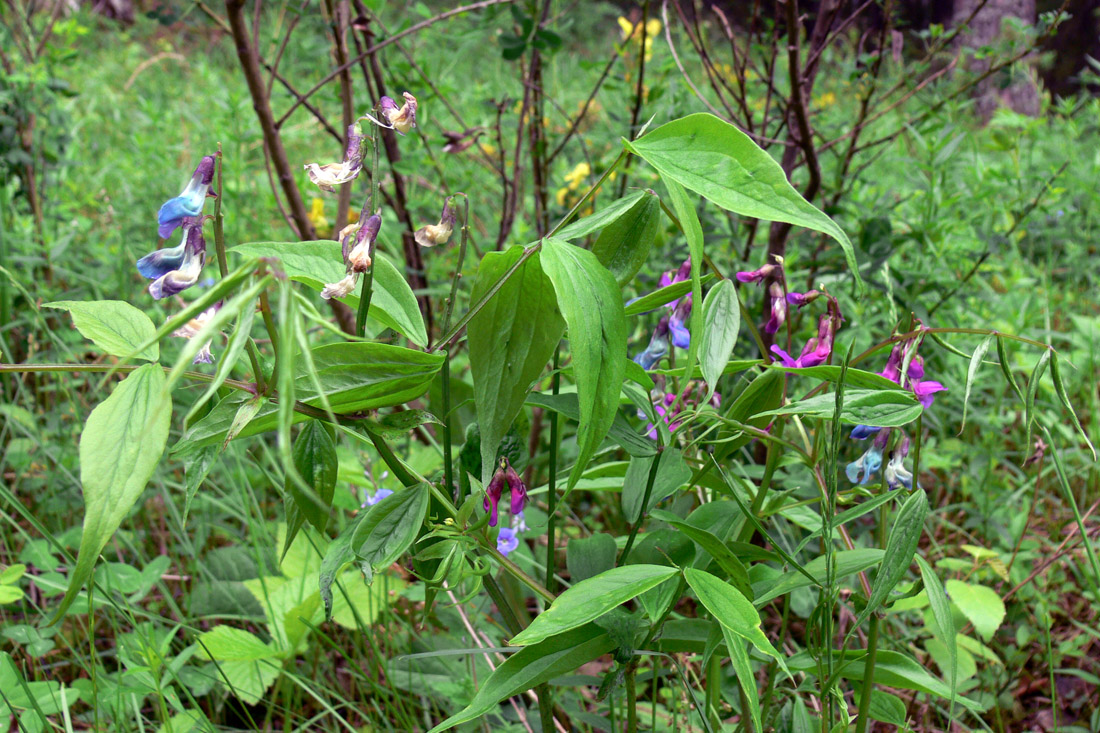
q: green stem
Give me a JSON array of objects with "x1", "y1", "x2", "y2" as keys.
[
  {"x1": 704, "y1": 654, "x2": 721, "y2": 731},
  {"x1": 619, "y1": 447, "x2": 663, "y2": 565},
  {"x1": 626, "y1": 662, "x2": 639, "y2": 733},
  {"x1": 355, "y1": 260, "x2": 375, "y2": 338},
  {"x1": 853, "y1": 614, "x2": 881, "y2": 733},
  {"x1": 545, "y1": 346, "x2": 560, "y2": 591},
  {"x1": 441, "y1": 355, "x2": 455, "y2": 501}
]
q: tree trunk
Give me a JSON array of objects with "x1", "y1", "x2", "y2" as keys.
[{"x1": 952, "y1": 0, "x2": 1040, "y2": 120}]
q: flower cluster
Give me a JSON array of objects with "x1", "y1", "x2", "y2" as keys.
[
  {"x1": 631, "y1": 259, "x2": 692, "y2": 371},
  {"x1": 320, "y1": 211, "x2": 382, "y2": 300},
  {"x1": 735, "y1": 259, "x2": 786, "y2": 334},
  {"x1": 483, "y1": 459, "x2": 528, "y2": 557},
  {"x1": 136, "y1": 156, "x2": 220, "y2": 364},
  {"x1": 770, "y1": 295, "x2": 841, "y2": 369}
]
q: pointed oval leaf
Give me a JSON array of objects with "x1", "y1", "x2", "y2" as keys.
[
  {"x1": 510, "y1": 565, "x2": 678, "y2": 646},
  {"x1": 351, "y1": 482, "x2": 430, "y2": 575},
  {"x1": 45, "y1": 301, "x2": 158, "y2": 362},
  {"x1": 699, "y1": 279, "x2": 740, "y2": 399},
  {"x1": 590, "y1": 190, "x2": 661, "y2": 285}
]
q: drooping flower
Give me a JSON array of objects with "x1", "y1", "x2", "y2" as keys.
[
  {"x1": 669, "y1": 294, "x2": 692, "y2": 349},
  {"x1": 379, "y1": 92, "x2": 418, "y2": 135},
  {"x1": 735, "y1": 263, "x2": 778, "y2": 284},
  {"x1": 770, "y1": 313, "x2": 836, "y2": 368},
  {"x1": 884, "y1": 436, "x2": 913, "y2": 490},
  {"x1": 483, "y1": 462, "x2": 507, "y2": 527},
  {"x1": 633, "y1": 317, "x2": 670, "y2": 370},
  {"x1": 907, "y1": 356, "x2": 946, "y2": 408},
  {"x1": 786, "y1": 290, "x2": 821, "y2": 308},
  {"x1": 850, "y1": 424, "x2": 878, "y2": 440},
  {"x1": 321, "y1": 213, "x2": 381, "y2": 300},
  {"x1": 763, "y1": 283, "x2": 787, "y2": 335},
  {"x1": 659, "y1": 259, "x2": 692, "y2": 292},
  {"x1": 138, "y1": 218, "x2": 207, "y2": 299},
  {"x1": 171, "y1": 302, "x2": 222, "y2": 364},
  {"x1": 157, "y1": 156, "x2": 215, "y2": 239},
  {"x1": 505, "y1": 462, "x2": 527, "y2": 516},
  {"x1": 414, "y1": 199, "x2": 456, "y2": 248},
  {"x1": 304, "y1": 123, "x2": 366, "y2": 193},
  {"x1": 360, "y1": 487, "x2": 394, "y2": 508},
  {"x1": 497, "y1": 526, "x2": 519, "y2": 556},
  {"x1": 846, "y1": 429, "x2": 890, "y2": 485}
]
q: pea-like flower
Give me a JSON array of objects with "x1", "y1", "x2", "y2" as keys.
[
  {"x1": 138, "y1": 218, "x2": 207, "y2": 300},
  {"x1": 171, "y1": 302, "x2": 221, "y2": 364},
  {"x1": 735, "y1": 263, "x2": 778, "y2": 284},
  {"x1": 157, "y1": 156, "x2": 215, "y2": 239},
  {"x1": 304, "y1": 123, "x2": 365, "y2": 193},
  {"x1": 884, "y1": 436, "x2": 913, "y2": 490},
  {"x1": 321, "y1": 213, "x2": 381, "y2": 300},
  {"x1": 669, "y1": 294, "x2": 692, "y2": 349},
  {"x1": 505, "y1": 462, "x2": 527, "y2": 516},
  {"x1": 907, "y1": 356, "x2": 947, "y2": 408},
  {"x1": 847, "y1": 428, "x2": 890, "y2": 484},
  {"x1": 360, "y1": 487, "x2": 394, "y2": 508},
  {"x1": 632, "y1": 317, "x2": 670, "y2": 370},
  {"x1": 770, "y1": 312, "x2": 835, "y2": 368},
  {"x1": 763, "y1": 283, "x2": 787, "y2": 335},
  {"x1": 786, "y1": 290, "x2": 821, "y2": 308},
  {"x1": 497, "y1": 526, "x2": 519, "y2": 556},
  {"x1": 414, "y1": 199, "x2": 456, "y2": 248},
  {"x1": 379, "y1": 92, "x2": 418, "y2": 135}
]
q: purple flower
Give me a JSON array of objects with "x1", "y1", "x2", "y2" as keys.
[
  {"x1": 415, "y1": 198, "x2": 457, "y2": 248},
  {"x1": 483, "y1": 463, "x2": 506, "y2": 527},
  {"x1": 157, "y1": 156, "x2": 215, "y2": 239},
  {"x1": 505, "y1": 463, "x2": 527, "y2": 516},
  {"x1": 850, "y1": 424, "x2": 878, "y2": 440},
  {"x1": 379, "y1": 92, "x2": 418, "y2": 135},
  {"x1": 735, "y1": 263, "x2": 778, "y2": 284},
  {"x1": 669, "y1": 294, "x2": 692, "y2": 349},
  {"x1": 770, "y1": 314, "x2": 835, "y2": 369},
  {"x1": 361, "y1": 488, "x2": 394, "y2": 508},
  {"x1": 140, "y1": 218, "x2": 207, "y2": 299},
  {"x1": 632, "y1": 317, "x2": 670, "y2": 370},
  {"x1": 304, "y1": 123, "x2": 366, "y2": 192},
  {"x1": 497, "y1": 526, "x2": 519, "y2": 556},
  {"x1": 763, "y1": 283, "x2": 787, "y2": 335},
  {"x1": 911, "y1": 377, "x2": 947, "y2": 408},
  {"x1": 322, "y1": 213, "x2": 382, "y2": 300},
  {"x1": 786, "y1": 290, "x2": 821, "y2": 308}
]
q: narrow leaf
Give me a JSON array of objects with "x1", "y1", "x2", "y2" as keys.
[{"x1": 960, "y1": 334, "x2": 993, "y2": 431}]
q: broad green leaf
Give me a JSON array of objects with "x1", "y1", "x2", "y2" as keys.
[
  {"x1": 525, "y1": 392, "x2": 656, "y2": 457},
  {"x1": 624, "y1": 273, "x2": 715, "y2": 316},
  {"x1": 723, "y1": 630, "x2": 763, "y2": 733},
  {"x1": 756, "y1": 388, "x2": 922, "y2": 427},
  {"x1": 766, "y1": 364, "x2": 905, "y2": 391},
  {"x1": 330, "y1": 570, "x2": 405, "y2": 629},
  {"x1": 468, "y1": 245, "x2": 563, "y2": 482},
  {"x1": 787, "y1": 649, "x2": 982, "y2": 711},
  {"x1": 699, "y1": 279, "x2": 740, "y2": 399},
  {"x1": 849, "y1": 490, "x2": 928, "y2": 636},
  {"x1": 427, "y1": 625, "x2": 616, "y2": 732},
  {"x1": 916, "y1": 555, "x2": 956, "y2": 719},
  {"x1": 319, "y1": 521, "x2": 355, "y2": 620},
  {"x1": 540, "y1": 238, "x2": 628, "y2": 489},
  {"x1": 590, "y1": 189, "x2": 661, "y2": 285},
  {"x1": 351, "y1": 482, "x2": 430, "y2": 579},
  {"x1": 230, "y1": 242, "x2": 427, "y2": 346},
  {"x1": 714, "y1": 368, "x2": 784, "y2": 457},
  {"x1": 510, "y1": 565, "x2": 678, "y2": 645},
  {"x1": 654, "y1": 512, "x2": 752, "y2": 600},
  {"x1": 684, "y1": 568, "x2": 789, "y2": 677},
  {"x1": 554, "y1": 189, "x2": 646, "y2": 240},
  {"x1": 54, "y1": 365, "x2": 170, "y2": 620},
  {"x1": 195, "y1": 626, "x2": 282, "y2": 706},
  {"x1": 622, "y1": 448, "x2": 691, "y2": 523},
  {"x1": 944, "y1": 580, "x2": 1005, "y2": 642},
  {"x1": 751, "y1": 549, "x2": 885, "y2": 606},
  {"x1": 284, "y1": 420, "x2": 339, "y2": 553},
  {"x1": 625, "y1": 113, "x2": 863, "y2": 293},
  {"x1": 961, "y1": 334, "x2": 994, "y2": 431},
  {"x1": 567, "y1": 533, "x2": 618, "y2": 583},
  {"x1": 177, "y1": 343, "x2": 443, "y2": 450},
  {"x1": 45, "y1": 300, "x2": 158, "y2": 361}
]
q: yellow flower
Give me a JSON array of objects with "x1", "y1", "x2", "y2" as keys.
[
  {"x1": 308, "y1": 198, "x2": 331, "y2": 237},
  {"x1": 617, "y1": 16, "x2": 661, "y2": 61},
  {"x1": 555, "y1": 187, "x2": 570, "y2": 207},
  {"x1": 563, "y1": 162, "x2": 590, "y2": 190},
  {"x1": 815, "y1": 91, "x2": 837, "y2": 109}
]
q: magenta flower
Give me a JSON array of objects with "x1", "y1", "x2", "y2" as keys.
[
  {"x1": 483, "y1": 464, "x2": 506, "y2": 527},
  {"x1": 735, "y1": 263, "x2": 778, "y2": 284},
  {"x1": 786, "y1": 290, "x2": 821, "y2": 308},
  {"x1": 770, "y1": 313, "x2": 835, "y2": 368},
  {"x1": 763, "y1": 283, "x2": 787, "y2": 335},
  {"x1": 505, "y1": 463, "x2": 527, "y2": 516}
]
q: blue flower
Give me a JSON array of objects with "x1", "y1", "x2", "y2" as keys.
[
  {"x1": 361, "y1": 488, "x2": 394, "y2": 508},
  {"x1": 884, "y1": 454, "x2": 913, "y2": 490},
  {"x1": 497, "y1": 526, "x2": 519, "y2": 556},
  {"x1": 669, "y1": 295, "x2": 692, "y2": 349},
  {"x1": 157, "y1": 156, "x2": 215, "y2": 238},
  {"x1": 846, "y1": 445, "x2": 883, "y2": 485},
  {"x1": 139, "y1": 219, "x2": 207, "y2": 299},
  {"x1": 849, "y1": 424, "x2": 878, "y2": 440},
  {"x1": 632, "y1": 317, "x2": 670, "y2": 370}
]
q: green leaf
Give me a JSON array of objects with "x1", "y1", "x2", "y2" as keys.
[
  {"x1": 662, "y1": 177, "x2": 705, "y2": 394},
  {"x1": 45, "y1": 300, "x2": 158, "y2": 361},
  {"x1": 756, "y1": 388, "x2": 922, "y2": 427},
  {"x1": 195, "y1": 626, "x2": 282, "y2": 706},
  {"x1": 751, "y1": 549, "x2": 885, "y2": 606},
  {"x1": 916, "y1": 555, "x2": 956, "y2": 719},
  {"x1": 724, "y1": 631, "x2": 763, "y2": 733},
  {"x1": 468, "y1": 245, "x2": 563, "y2": 482},
  {"x1": 566, "y1": 533, "x2": 618, "y2": 583},
  {"x1": 427, "y1": 625, "x2": 616, "y2": 732},
  {"x1": 364, "y1": 409, "x2": 442, "y2": 440},
  {"x1": 1023, "y1": 349, "x2": 1050, "y2": 452},
  {"x1": 625, "y1": 113, "x2": 862, "y2": 293},
  {"x1": 684, "y1": 568, "x2": 789, "y2": 677},
  {"x1": 622, "y1": 448, "x2": 691, "y2": 523},
  {"x1": 177, "y1": 343, "x2": 443, "y2": 450},
  {"x1": 624, "y1": 274, "x2": 716, "y2": 317},
  {"x1": 555, "y1": 189, "x2": 645, "y2": 241},
  {"x1": 765, "y1": 364, "x2": 905, "y2": 391},
  {"x1": 319, "y1": 522, "x2": 355, "y2": 620},
  {"x1": 849, "y1": 490, "x2": 928, "y2": 636},
  {"x1": 699, "y1": 279, "x2": 740, "y2": 399},
  {"x1": 714, "y1": 368, "x2": 784, "y2": 457},
  {"x1": 944, "y1": 580, "x2": 1005, "y2": 642},
  {"x1": 590, "y1": 190, "x2": 661, "y2": 285},
  {"x1": 54, "y1": 365, "x2": 171, "y2": 620},
  {"x1": 995, "y1": 335, "x2": 1024, "y2": 402},
  {"x1": 961, "y1": 334, "x2": 994, "y2": 431},
  {"x1": 285, "y1": 420, "x2": 339, "y2": 553},
  {"x1": 351, "y1": 482, "x2": 430, "y2": 578},
  {"x1": 230, "y1": 242, "x2": 427, "y2": 346},
  {"x1": 1049, "y1": 351, "x2": 1095, "y2": 459},
  {"x1": 654, "y1": 512, "x2": 752, "y2": 600},
  {"x1": 540, "y1": 239, "x2": 628, "y2": 489},
  {"x1": 510, "y1": 565, "x2": 678, "y2": 646},
  {"x1": 525, "y1": 392, "x2": 656, "y2": 457}
]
